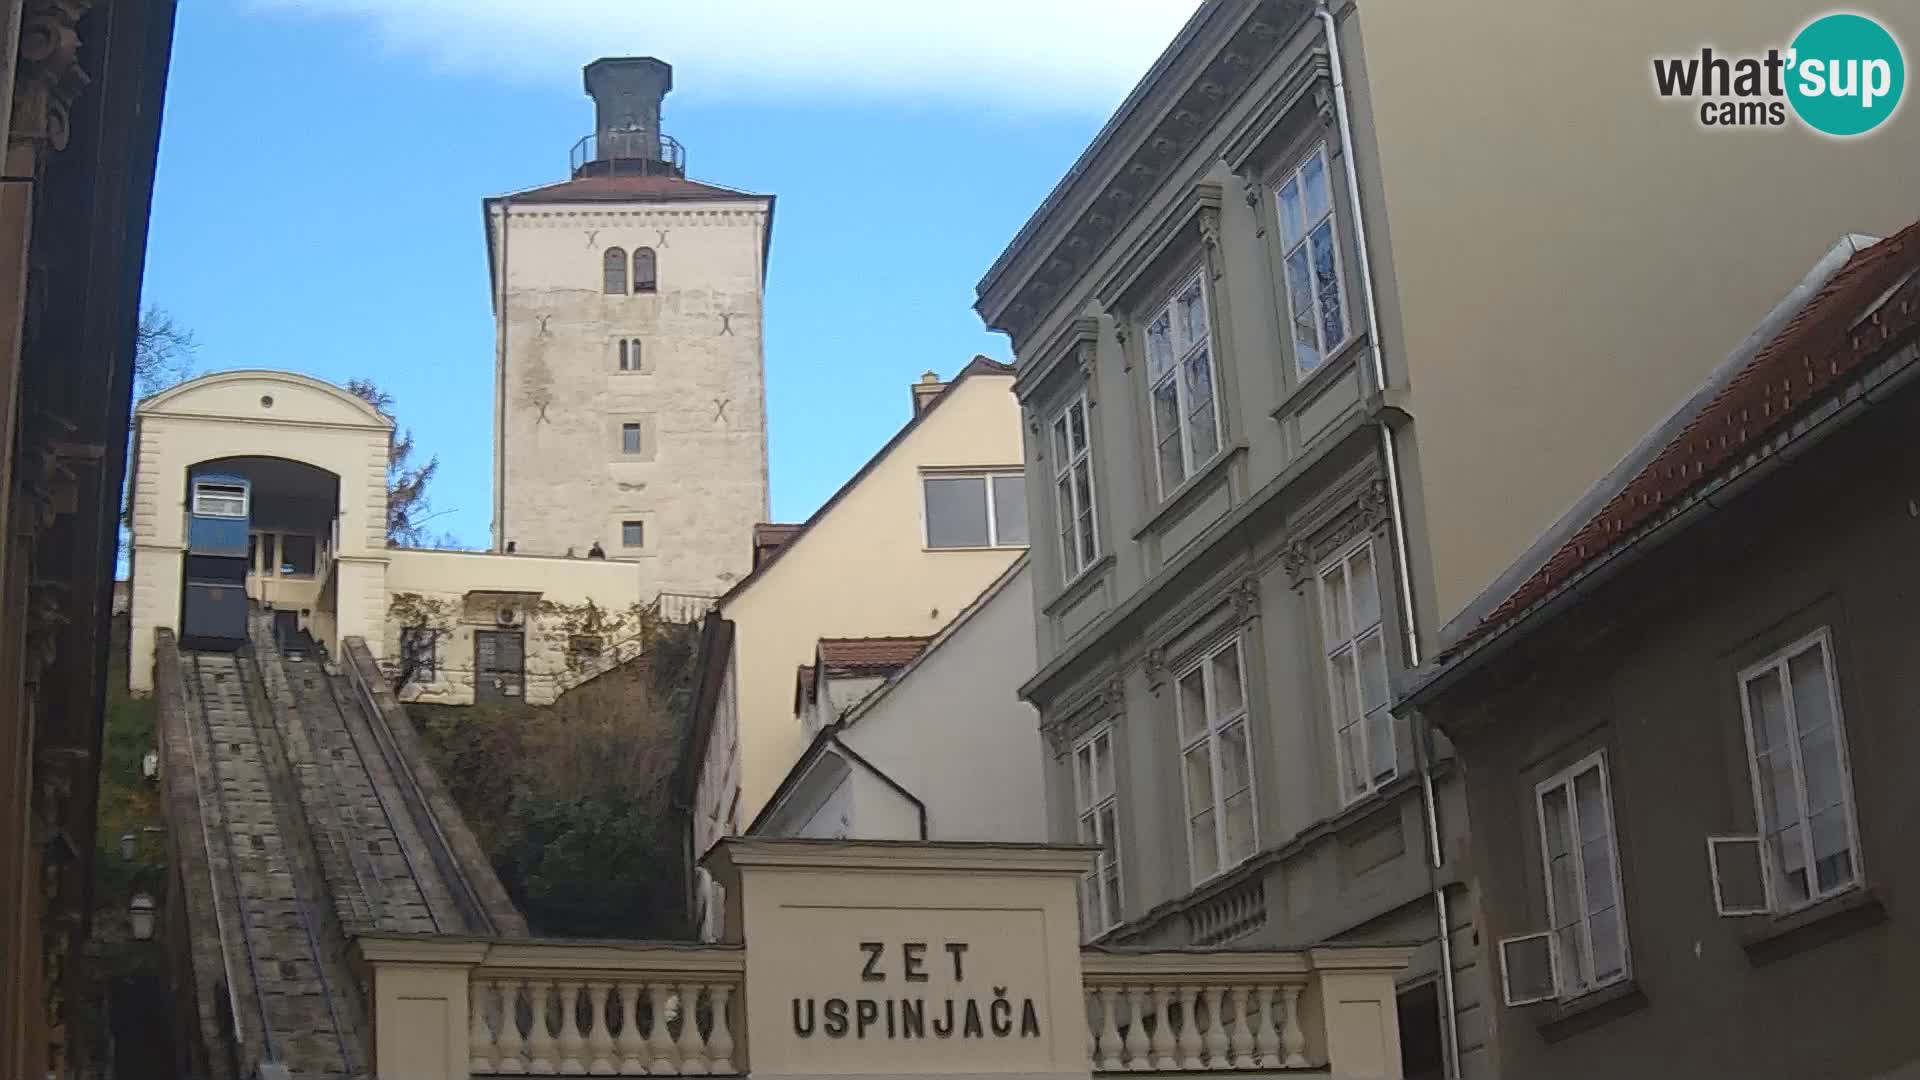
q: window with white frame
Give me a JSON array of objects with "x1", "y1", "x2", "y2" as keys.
[
  {"x1": 1318, "y1": 538, "x2": 1394, "y2": 802},
  {"x1": 923, "y1": 470, "x2": 1028, "y2": 549},
  {"x1": 1144, "y1": 270, "x2": 1222, "y2": 497},
  {"x1": 1175, "y1": 637, "x2": 1256, "y2": 883},
  {"x1": 1275, "y1": 144, "x2": 1349, "y2": 378},
  {"x1": 1073, "y1": 726, "x2": 1122, "y2": 935},
  {"x1": 617, "y1": 338, "x2": 643, "y2": 371},
  {"x1": 1051, "y1": 394, "x2": 1099, "y2": 581},
  {"x1": 1534, "y1": 753, "x2": 1628, "y2": 1000},
  {"x1": 1718, "y1": 630, "x2": 1862, "y2": 914}
]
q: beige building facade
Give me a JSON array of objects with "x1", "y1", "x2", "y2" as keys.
[
  {"x1": 682, "y1": 361, "x2": 1028, "y2": 936},
  {"x1": 128, "y1": 369, "x2": 659, "y2": 706},
  {"x1": 487, "y1": 57, "x2": 772, "y2": 600}
]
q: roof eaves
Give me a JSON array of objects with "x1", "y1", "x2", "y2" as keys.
[
  {"x1": 839, "y1": 554, "x2": 1031, "y2": 729},
  {"x1": 715, "y1": 360, "x2": 1015, "y2": 605}
]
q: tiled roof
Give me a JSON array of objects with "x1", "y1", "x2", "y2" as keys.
[
  {"x1": 816, "y1": 636, "x2": 934, "y2": 677},
  {"x1": 501, "y1": 173, "x2": 763, "y2": 204},
  {"x1": 753, "y1": 523, "x2": 804, "y2": 569},
  {"x1": 1446, "y1": 221, "x2": 1920, "y2": 660}
]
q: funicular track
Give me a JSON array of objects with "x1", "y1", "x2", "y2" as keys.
[{"x1": 185, "y1": 649, "x2": 359, "y2": 1078}]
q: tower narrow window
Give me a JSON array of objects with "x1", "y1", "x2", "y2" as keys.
[
  {"x1": 633, "y1": 247, "x2": 657, "y2": 293},
  {"x1": 618, "y1": 338, "x2": 642, "y2": 372},
  {"x1": 603, "y1": 247, "x2": 628, "y2": 294},
  {"x1": 621, "y1": 422, "x2": 643, "y2": 454}
]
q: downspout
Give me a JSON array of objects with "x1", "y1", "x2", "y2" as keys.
[
  {"x1": 1315, "y1": 4, "x2": 1461, "y2": 1078},
  {"x1": 493, "y1": 198, "x2": 511, "y2": 551}
]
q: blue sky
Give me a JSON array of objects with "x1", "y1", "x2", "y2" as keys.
[{"x1": 142, "y1": 1, "x2": 1199, "y2": 547}]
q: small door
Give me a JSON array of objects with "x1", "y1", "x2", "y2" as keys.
[{"x1": 474, "y1": 630, "x2": 525, "y2": 704}]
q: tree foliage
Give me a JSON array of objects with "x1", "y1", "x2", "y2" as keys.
[
  {"x1": 133, "y1": 306, "x2": 196, "y2": 396},
  {"x1": 344, "y1": 377, "x2": 445, "y2": 548},
  {"x1": 496, "y1": 784, "x2": 681, "y2": 939}
]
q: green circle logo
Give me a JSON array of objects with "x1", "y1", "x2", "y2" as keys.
[{"x1": 1787, "y1": 13, "x2": 1905, "y2": 136}]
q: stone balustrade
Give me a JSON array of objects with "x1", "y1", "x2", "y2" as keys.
[{"x1": 1081, "y1": 946, "x2": 1413, "y2": 1074}]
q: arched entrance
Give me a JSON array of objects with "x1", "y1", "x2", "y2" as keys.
[{"x1": 184, "y1": 455, "x2": 343, "y2": 650}]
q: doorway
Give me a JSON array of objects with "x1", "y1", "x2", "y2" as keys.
[{"x1": 474, "y1": 629, "x2": 525, "y2": 704}]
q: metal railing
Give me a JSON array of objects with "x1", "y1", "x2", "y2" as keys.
[{"x1": 570, "y1": 128, "x2": 686, "y2": 177}]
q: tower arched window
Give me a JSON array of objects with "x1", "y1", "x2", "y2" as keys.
[
  {"x1": 603, "y1": 247, "x2": 628, "y2": 294},
  {"x1": 633, "y1": 247, "x2": 657, "y2": 294}
]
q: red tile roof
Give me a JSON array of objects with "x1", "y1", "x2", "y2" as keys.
[
  {"x1": 1448, "y1": 222, "x2": 1920, "y2": 659},
  {"x1": 816, "y1": 636, "x2": 934, "y2": 677},
  {"x1": 503, "y1": 173, "x2": 762, "y2": 204}
]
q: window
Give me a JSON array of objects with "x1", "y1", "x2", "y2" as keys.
[
  {"x1": 633, "y1": 247, "x2": 657, "y2": 293},
  {"x1": 1276, "y1": 144, "x2": 1349, "y2": 377},
  {"x1": 1145, "y1": 271, "x2": 1222, "y2": 497},
  {"x1": 622, "y1": 520, "x2": 645, "y2": 548},
  {"x1": 618, "y1": 338, "x2": 643, "y2": 372},
  {"x1": 1533, "y1": 752, "x2": 1628, "y2": 1000},
  {"x1": 1051, "y1": 395, "x2": 1099, "y2": 581},
  {"x1": 279, "y1": 534, "x2": 317, "y2": 577},
  {"x1": 1732, "y1": 629, "x2": 1862, "y2": 912},
  {"x1": 193, "y1": 481, "x2": 248, "y2": 518},
  {"x1": 1073, "y1": 727, "x2": 1122, "y2": 935},
  {"x1": 254, "y1": 532, "x2": 276, "y2": 576},
  {"x1": 1319, "y1": 538, "x2": 1394, "y2": 802},
  {"x1": 569, "y1": 634, "x2": 605, "y2": 659},
  {"x1": 1175, "y1": 637, "x2": 1256, "y2": 883},
  {"x1": 923, "y1": 471, "x2": 1028, "y2": 549},
  {"x1": 621, "y1": 422, "x2": 643, "y2": 455},
  {"x1": 603, "y1": 247, "x2": 628, "y2": 294},
  {"x1": 399, "y1": 627, "x2": 437, "y2": 682}
]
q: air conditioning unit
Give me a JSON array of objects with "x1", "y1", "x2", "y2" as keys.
[{"x1": 496, "y1": 606, "x2": 522, "y2": 627}]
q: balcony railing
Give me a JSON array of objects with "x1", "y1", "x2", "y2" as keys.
[
  {"x1": 570, "y1": 128, "x2": 687, "y2": 178},
  {"x1": 1082, "y1": 949, "x2": 1312, "y2": 1072},
  {"x1": 462, "y1": 941, "x2": 744, "y2": 1076}
]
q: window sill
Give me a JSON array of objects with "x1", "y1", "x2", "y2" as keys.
[
  {"x1": 1740, "y1": 886, "x2": 1886, "y2": 967},
  {"x1": 1534, "y1": 979, "x2": 1647, "y2": 1044},
  {"x1": 922, "y1": 544, "x2": 1029, "y2": 554},
  {"x1": 1043, "y1": 553, "x2": 1116, "y2": 617},
  {"x1": 1131, "y1": 443, "x2": 1246, "y2": 543},
  {"x1": 1270, "y1": 332, "x2": 1371, "y2": 422}
]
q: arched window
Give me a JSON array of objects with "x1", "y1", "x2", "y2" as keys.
[
  {"x1": 603, "y1": 247, "x2": 628, "y2": 294},
  {"x1": 633, "y1": 247, "x2": 657, "y2": 293},
  {"x1": 617, "y1": 338, "x2": 642, "y2": 372}
]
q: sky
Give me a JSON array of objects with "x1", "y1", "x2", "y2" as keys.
[{"x1": 141, "y1": 0, "x2": 1203, "y2": 548}]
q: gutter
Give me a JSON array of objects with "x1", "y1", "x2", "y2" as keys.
[
  {"x1": 1314, "y1": 4, "x2": 1458, "y2": 1077},
  {"x1": 1406, "y1": 339, "x2": 1920, "y2": 713}
]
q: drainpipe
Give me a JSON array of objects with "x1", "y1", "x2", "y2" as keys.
[{"x1": 1315, "y1": 3, "x2": 1461, "y2": 1077}]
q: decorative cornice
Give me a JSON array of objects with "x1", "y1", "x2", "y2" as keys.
[
  {"x1": 1100, "y1": 675, "x2": 1127, "y2": 717},
  {"x1": 1280, "y1": 538, "x2": 1314, "y2": 586},
  {"x1": 1198, "y1": 205, "x2": 1223, "y2": 280},
  {"x1": 11, "y1": 0, "x2": 93, "y2": 154},
  {"x1": 1142, "y1": 645, "x2": 1169, "y2": 689},
  {"x1": 977, "y1": 0, "x2": 1307, "y2": 352},
  {"x1": 1230, "y1": 575, "x2": 1261, "y2": 624}
]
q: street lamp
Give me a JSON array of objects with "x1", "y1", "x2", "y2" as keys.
[
  {"x1": 141, "y1": 749, "x2": 159, "y2": 782},
  {"x1": 128, "y1": 894, "x2": 155, "y2": 941},
  {"x1": 119, "y1": 831, "x2": 137, "y2": 861}
]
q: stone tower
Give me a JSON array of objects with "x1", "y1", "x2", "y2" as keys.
[{"x1": 485, "y1": 57, "x2": 772, "y2": 599}]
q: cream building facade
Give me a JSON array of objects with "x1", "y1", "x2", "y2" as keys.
[
  {"x1": 487, "y1": 57, "x2": 772, "y2": 600},
  {"x1": 681, "y1": 361, "x2": 1028, "y2": 936},
  {"x1": 750, "y1": 558, "x2": 1047, "y2": 845},
  {"x1": 974, "y1": 4, "x2": 1920, "y2": 1080},
  {"x1": 128, "y1": 369, "x2": 654, "y2": 706}
]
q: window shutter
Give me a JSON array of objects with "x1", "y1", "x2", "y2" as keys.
[
  {"x1": 1498, "y1": 931, "x2": 1556, "y2": 1006},
  {"x1": 1707, "y1": 835, "x2": 1772, "y2": 916}
]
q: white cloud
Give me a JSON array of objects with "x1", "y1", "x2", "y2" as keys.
[{"x1": 252, "y1": 0, "x2": 1204, "y2": 113}]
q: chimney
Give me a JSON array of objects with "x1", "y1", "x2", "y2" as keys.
[
  {"x1": 581, "y1": 57, "x2": 677, "y2": 175},
  {"x1": 911, "y1": 370, "x2": 947, "y2": 416}
]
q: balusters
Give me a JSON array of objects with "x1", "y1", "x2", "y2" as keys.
[
  {"x1": 585, "y1": 982, "x2": 614, "y2": 1075},
  {"x1": 1227, "y1": 985, "x2": 1255, "y2": 1068},
  {"x1": 1177, "y1": 984, "x2": 1204, "y2": 1070},
  {"x1": 615, "y1": 981, "x2": 647, "y2": 1075},
  {"x1": 1203, "y1": 986, "x2": 1229, "y2": 1068},
  {"x1": 1086, "y1": 992, "x2": 1099, "y2": 1066},
  {"x1": 558, "y1": 981, "x2": 586, "y2": 1074},
  {"x1": 1097, "y1": 986, "x2": 1122, "y2": 1070},
  {"x1": 1253, "y1": 984, "x2": 1281, "y2": 1068},
  {"x1": 1123, "y1": 987, "x2": 1151, "y2": 1070},
  {"x1": 1280, "y1": 983, "x2": 1309, "y2": 1067},
  {"x1": 708, "y1": 984, "x2": 737, "y2": 1074},
  {"x1": 527, "y1": 979, "x2": 558, "y2": 1074},
  {"x1": 496, "y1": 979, "x2": 528, "y2": 1074},
  {"x1": 676, "y1": 983, "x2": 710, "y2": 1074},
  {"x1": 1149, "y1": 986, "x2": 1177, "y2": 1070},
  {"x1": 648, "y1": 984, "x2": 678, "y2": 1073},
  {"x1": 472, "y1": 979, "x2": 498, "y2": 1074}
]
